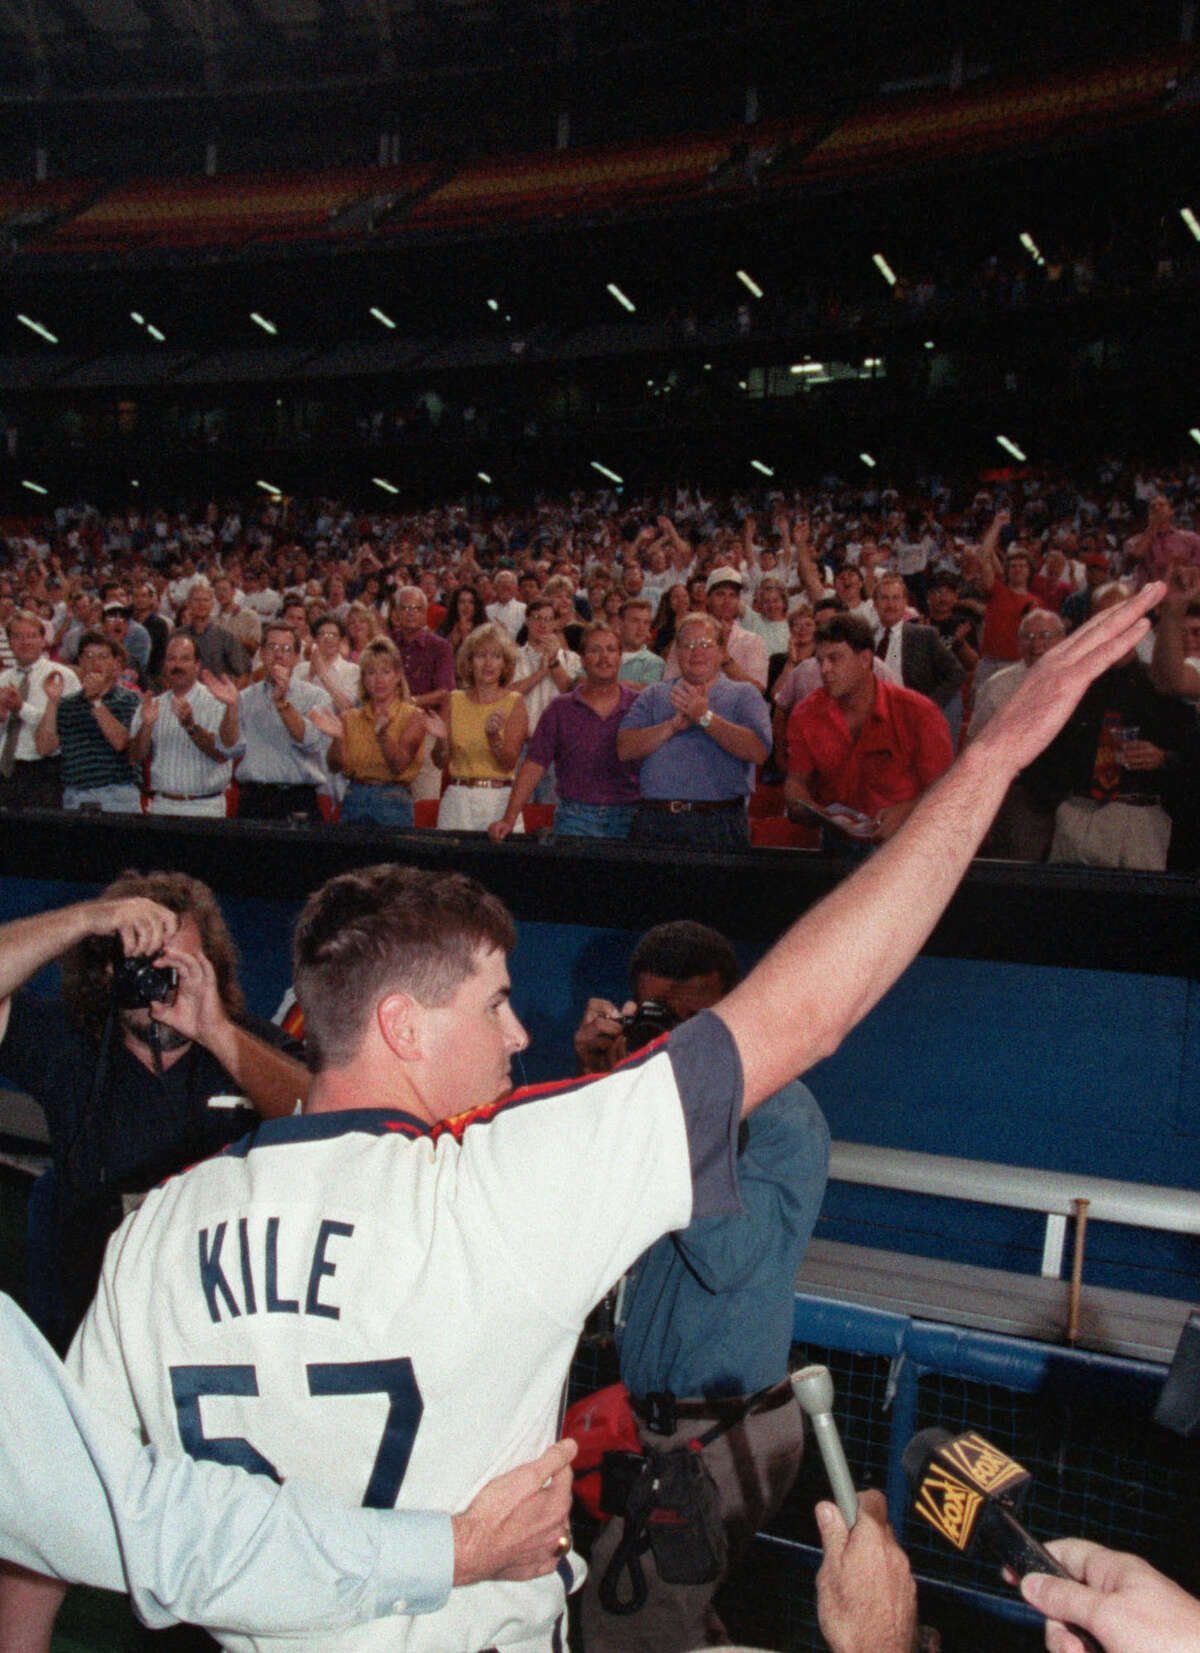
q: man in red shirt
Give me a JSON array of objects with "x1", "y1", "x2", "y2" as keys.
[{"x1": 784, "y1": 613, "x2": 953, "y2": 845}]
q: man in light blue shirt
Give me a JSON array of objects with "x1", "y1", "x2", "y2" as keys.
[
  {"x1": 617, "y1": 613, "x2": 770, "y2": 850},
  {"x1": 226, "y1": 621, "x2": 333, "y2": 822},
  {"x1": 0, "y1": 1294, "x2": 575, "y2": 1638}
]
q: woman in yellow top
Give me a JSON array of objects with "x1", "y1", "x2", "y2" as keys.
[
  {"x1": 429, "y1": 621, "x2": 528, "y2": 832},
  {"x1": 317, "y1": 637, "x2": 426, "y2": 828}
]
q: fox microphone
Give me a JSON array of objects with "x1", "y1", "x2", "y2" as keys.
[{"x1": 903, "y1": 1427, "x2": 1101, "y2": 1653}]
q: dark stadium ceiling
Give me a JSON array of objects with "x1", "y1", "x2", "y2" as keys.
[{"x1": 0, "y1": 0, "x2": 1185, "y2": 111}]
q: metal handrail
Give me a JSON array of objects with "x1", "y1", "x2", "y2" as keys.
[{"x1": 828, "y1": 1141, "x2": 1200, "y2": 1277}]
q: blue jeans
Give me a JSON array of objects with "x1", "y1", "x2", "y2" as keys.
[
  {"x1": 552, "y1": 801, "x2": 636, "y2": 840},
  {"x1": 62, "y1": 783, "x2": 141, "y2": 814},
  {"x1": 340, "y1": 783, "x2": 415, "y2": 829}
]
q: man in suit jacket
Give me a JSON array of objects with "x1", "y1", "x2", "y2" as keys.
[{"x1": 873, "y1": 575, "x2": 965, "y2": 709}]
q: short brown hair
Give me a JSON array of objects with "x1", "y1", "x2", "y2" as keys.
[
  {"x1": 580, "y1": 620, "x2": 620, "y2": 651},
  {"x1": 76, "y1": 629, "x2": 124, "y2": 665},
  {"x1": 816, "y1": 612, "x2": 875, "y2": 653},
  {"x1": 293, "y1": 865, "x2": 516, "y2": 1071}
]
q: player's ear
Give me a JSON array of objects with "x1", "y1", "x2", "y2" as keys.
[{"x1": 376, "y1": 992, "x2": 424, "y2": 1062}]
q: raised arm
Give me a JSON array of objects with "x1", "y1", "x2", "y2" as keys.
[
  {"x1": 1149, "y1": 564, "x2": 1200, "y2": 698},
  {"x1": 0, "y1": 897, "x2": 179, "y2": 1015},
  {"x1": 718, "y1": 585, "x2": 1164, "y2": 1114},
  {"x1": 793, "y1": 519, "x2": 827, "y2": 605},
  {"x1": 977, "y1": 508, "x2": 1010, "y2": 594}
]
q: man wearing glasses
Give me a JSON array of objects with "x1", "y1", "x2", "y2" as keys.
[{"x1": 617, "y1": 612, "x2": 770, "y2": 849}]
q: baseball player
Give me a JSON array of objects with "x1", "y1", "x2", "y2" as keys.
[{"x1": 7, "y1": 588, "x2": 1160, "y2": 1653}]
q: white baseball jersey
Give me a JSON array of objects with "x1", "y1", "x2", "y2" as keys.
[{"x1": 71, "y1": 1014, "x2": 743, "y2": 1653}]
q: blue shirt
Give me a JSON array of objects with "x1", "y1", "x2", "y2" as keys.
[
  {"x1": 615, "y1": 1081, "x2": 829, "y2": 1399},
  {"x1": 619, "y1": 675, "x2": 772, "y2": 801},
  {"x1": 231, "y1": 677, "x2": 333, "y2": 785},
  {"x1": 0, "y1": 1294, "x2": 451, "y2": 1630}
]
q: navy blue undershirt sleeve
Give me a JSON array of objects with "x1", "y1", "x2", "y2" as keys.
[{"x1": 665, "y1": 1010, "x2": 743, "y2": 1222}]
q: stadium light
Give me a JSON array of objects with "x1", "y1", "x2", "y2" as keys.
[
  {"x1": 750, "y1": 459, "x2": 774, "y2": 477},
  {"x1": 477, "y1": 472, "x2": 492, "y2": 484},
  {"x1": 370, "y1": 307, "x2": 396, "y2": 330},
  {"x1": 1189, "y1": 428, "x2": 1200, "y2": 447},
  {"x1": 17, "y1": 314, "x2": 57, "y2": 344},
  {"x1": 736, "y1": 269, "x2": 763, "y2": 299},
  {"x1": 21, "y1": 480, "x2": 47, "y2": 495},
  {"x1": 996, "y1": 435, "x2": 1027, "y2": 462},
  {"x1": 590, "y1": 461, "x2": 624, "y2": 484},
  {"x1": 872, "y1": 253, "x2": 896, "y2": 287},
  {"x1": 1019, "y1": 231, "x2": 1045, "y2": 267},
  {"x1": 860, "y1": 453, "x2": 877, "y2": 468},
  {"x1": 606, "y1": 283, "x2": 636, "y2": 313},
  {"x1": 1180, "y1": 207, "x2": 1200, "y2": 242},
  {"x1": 790, "y1": 362, "x2": 825, "y2": 375},
  {"x1": 256, "y1": 480, "x2": 283, "y2": 496},
  {"x1": 372, "y1": 477, "x2": 399, "y2": 495},
  {"x1": 487, "y1": 299, "x2": 500, "y2": 312},
  {"x1": 130, "y1": 311, "x2": 145, "y2": 326},
  {"x1": 924, "y1": 340, "x2": 936, "y2": 349},
  {"x1": 250, "y1": 312, "x2": 278, "y2": 336},
  {"x1": 146, "y1": 325, "x2": 165, "y2": 342}
]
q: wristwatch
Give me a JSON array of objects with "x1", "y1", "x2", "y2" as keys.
[{"x1": 697, "y1": 709, "x2": 714, "y2": 730}]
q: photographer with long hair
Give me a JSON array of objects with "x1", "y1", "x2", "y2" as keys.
[{"x1": 0, "y1": 870, "x2": 308, "y2": 1349}]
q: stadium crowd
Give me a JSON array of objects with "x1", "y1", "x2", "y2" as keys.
[{"x1": 1, "y1": 456, "x2": 1198, "y2": 867}]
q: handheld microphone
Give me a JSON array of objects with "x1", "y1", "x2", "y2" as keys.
[
  {"x1": 902, "y1": 1427, "x2": 1101, "y2": 1653},
  {"x1": 790, "y1": 1363, "x2": 858, "y2": 1529}
]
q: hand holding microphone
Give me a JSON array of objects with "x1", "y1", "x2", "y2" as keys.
[
  {"x1": 791, "y1": 1364, "x2": 858, "y2": 1529},
  {"x1": 903, "y1": 1427, "x2": 1102, "y2": 1653}
]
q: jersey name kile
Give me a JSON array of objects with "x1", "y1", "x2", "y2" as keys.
[{"x1": 197, "y1": 1216, "x2": 356, "y2": 1323}]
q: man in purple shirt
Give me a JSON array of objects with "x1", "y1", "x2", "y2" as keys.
[
  {"x1": 392, "y1": 586, "x2": 456, "y2": 803},
  {"x1": 392, "y1": 587, "x2": 456, "y2": 706},
  {"x1": 488, "y1": 623, "x2": 639, "y2": 840}
]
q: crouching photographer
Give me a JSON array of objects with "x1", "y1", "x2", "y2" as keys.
[
  {"x1": 0, "y1": 871, "x2": 309, "y2": 1349},
  {"x1": 572, "y1": 921, "x2": 831, "y2": 1653}
]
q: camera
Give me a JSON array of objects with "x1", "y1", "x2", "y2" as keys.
[
  {"x1": 619, "y1": 999, "x2": 678, "y2": 1053},
  {"x1": 112, "y1": 954, "x2": 178, "y2": 1009}
]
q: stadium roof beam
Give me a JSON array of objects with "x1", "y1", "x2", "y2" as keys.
[
  {"x1": 28, "y1": 0, "x2": 119, "y2": 57},
  {"x1": 124, "y1": 0, "x2": 187, "y2": 44},
  {"x1": 216, "y1": 0, "x2": 293, "y2": 59}
]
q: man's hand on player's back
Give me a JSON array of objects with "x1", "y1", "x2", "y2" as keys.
[{"x1": 452, "y1": 1439, "x2": 577, "y2": 1586}]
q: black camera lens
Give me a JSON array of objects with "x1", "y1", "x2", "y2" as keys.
[
  {"x1": 619, "y1": 999, "x2": 678, "y2": 1053},
  {"x1": 113, "y1": 955, "x2": 179, "y2": 1009}
]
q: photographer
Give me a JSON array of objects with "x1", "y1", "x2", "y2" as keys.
[
  {"x1": 0, "y1": 871, "x2": 308, "y2": 1348},
  {"x1": 575, "y1": 921, "x2": 830, "y2": 1653}
]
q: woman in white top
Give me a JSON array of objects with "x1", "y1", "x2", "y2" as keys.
[{"x1": 297, "y1": 613, "x2": 360, "y2": 713}]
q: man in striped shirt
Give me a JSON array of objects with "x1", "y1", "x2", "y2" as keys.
[
  {"x1": 36, "y1": 632, "x2": 140, "y2": 813},
  {"x1": 128, "y1": 634, "x2": 237, "y2": 817}
]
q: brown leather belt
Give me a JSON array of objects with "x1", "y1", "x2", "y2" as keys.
[
  {"x1": 638, "y1": 796, "x2": 744, "y2": 815},
  {"x1": 449, "y1": 777, "x2": 510, "y2": 789}
]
